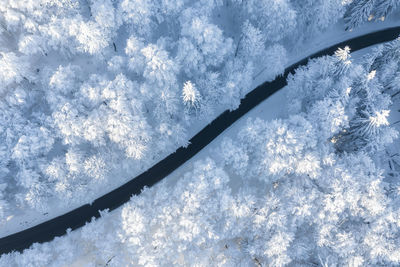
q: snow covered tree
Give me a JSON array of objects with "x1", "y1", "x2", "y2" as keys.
[
  {"x1": 353, "y1": 37, "x2": 400, "y2": 178},
  {"x1": 220, "y1": 57, "x2": 254, "y2": 110},
  {"x1": 236, "y1": 20, "x2": 265, "y2": 59},
  {"x1": 312, "y1": 153, "x2": 397, "y2": 265},
  {"x1": 90, "y1": 0, "x2": 122, "y2": 31},
  {"x1": 68, "y1": 17, "x2": 111, "y2": 55},
  {"x1": 141, "y1": 44, "x2": 179, "y2": 89},
  {"x1": 344, "y1": 0, "x2": 400, "y2": 30},
  {"x1": 0, "y1": 183, "x2": 7, "y2": 219},
  {"x1": 259, "y1": 44, "x2": 288, "y2": 81},
  {"x1": 344, "y1": 0, "x2": 376, "y2": 31},
  {"x1": 118, "y1": 0, "x2": 157, "y2": 37},
  {"x1": 373, "y1": 0, "x2": 400, "y2": 19},
  {"x1": 364, "y1": 37, "x2": 400, "y2": 103},
  {"x1": 332, "y1": 68, "x2": 398, "y2": 153},
  {"x1": 237, "y1": 0, "x2": 297, "y2": 42},
  {"x1": 12, "y1": 125, "x2": 55, "y2": 163},
  {"x1": 175, "y1": 37, "x2": 206, "y2": 77},
  {"x1": 219, "y1": 137, "x2": 249, "y2": 176},
  {"x1": 82, "y1": 74, "x2": 153, "y2": 159},
  {"x1": 125, "y1": 36, "x2": 146, "y2": 75},
  {"x1": 0, "y1": 52, "x2": 32, "y2": 89},
  {"x1": 178, "y1": 15, "x2": 233, "y2": 74},
  {"x1": 235, "y1": 115, "x2": 321, "y2": 182},
  {"x1": 287, "y1": 47, "x2": 398, "y2": 154},
  {"x1": 286, "y1": 53, "x2": 353, "y2": 142},
  {"x1": 182, "y1": 80, "x2": 202, "y2": 115},
  {"x1": 290, "y1": 0, "x2": 346, "y2": 39}
]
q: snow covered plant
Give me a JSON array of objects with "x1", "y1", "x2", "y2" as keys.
[
  {"x1": 364, "y1": 36, "x2": 400, "y2": 104},
  {"x1": 286, "y1": 44, "x2": 400, "y2": 182},
  {"x1": 362, "y1": 37, "x2": 400, "y2": 179},
  {"x1": 286, "y1": 46, "x2": 398, "y2": 154},
  {"x1": 221, "y1": 115, "x2": 320, "y2": 181},
  {"x1": 182, "y1": 80, "x2": 202, "y2": 115},
  {"x1": 344, "y1": 0, "x2": 400, "y2": 30}
]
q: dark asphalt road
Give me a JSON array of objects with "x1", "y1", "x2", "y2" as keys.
[{"x1": 1, "y1": 26, "x2": 400, "y2": 255}]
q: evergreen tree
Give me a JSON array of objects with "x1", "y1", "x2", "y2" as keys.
[{"x1": 344, "y1": 0, "x2": 400, "y2": 30}]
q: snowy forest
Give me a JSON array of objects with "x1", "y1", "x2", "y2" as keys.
[{"x1": 1, "y1": 0, "x2": 400, "y2": 266}]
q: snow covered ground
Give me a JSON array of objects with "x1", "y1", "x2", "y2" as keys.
[{"x1": 1, "y1": 16, "x2": 400, "y2": 239}]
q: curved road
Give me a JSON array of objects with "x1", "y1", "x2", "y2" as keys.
[{"x1": 1, "y1": 27, "x2": 400, "y2": 255}]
